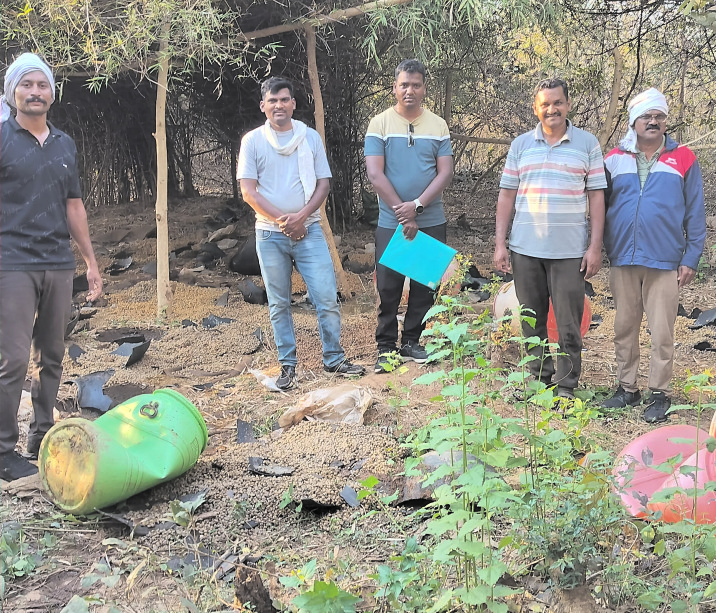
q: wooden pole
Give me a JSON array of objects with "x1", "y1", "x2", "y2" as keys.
[
  {"x1": 239, "y1": 0, "x2": 415, "y2": 42},
  {"x1": 599, "y1": 46, "x2": 623, "y2": 150},
  {"x1": 304, "y1": 25, "x2": 349, "y2": 292},
  {"x1": 155, "y1": 26, "x2": 173, "y2": 320},
  {"x1": 443, "y1": 70, "x2": 453, "y2": 126},
  {"x1": 450, "y1": 134, "x2": 512, "y2": 145}
]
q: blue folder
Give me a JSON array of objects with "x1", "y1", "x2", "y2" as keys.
[{"x1": 378, "y1": 225, "x2": 458, "y2": 289}]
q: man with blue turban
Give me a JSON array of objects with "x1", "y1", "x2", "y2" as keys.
[
  {"x1": 0, "y1": 53, "x2": 103, "y2": 480},
  {"x1": 602, "y1": 88, "x2": 706, "y2": 423}
]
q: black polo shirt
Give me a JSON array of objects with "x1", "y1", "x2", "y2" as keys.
[{"x1": 0, "y1": 115, "x2": 82, "y2": 270}]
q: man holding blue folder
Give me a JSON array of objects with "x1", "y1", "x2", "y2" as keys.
[{"x1": 365, "y1": 59, "x2": 454, "y2": 373}]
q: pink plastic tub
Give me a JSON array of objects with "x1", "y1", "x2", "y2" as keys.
[{"x1": 612, "y1": 413, "x2": 716, "y2": 523}]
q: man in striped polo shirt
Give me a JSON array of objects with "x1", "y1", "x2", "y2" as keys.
[
  {"x1": 494, "y1": 78, "x2": 606, "y2": 399},
  {"x1": 365, "y1": 59, "x2": 454, "y2": 374}
]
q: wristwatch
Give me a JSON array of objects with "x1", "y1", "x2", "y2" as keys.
[{"x1": 414, "y1": 198, "x2": 424, "y2": 215}]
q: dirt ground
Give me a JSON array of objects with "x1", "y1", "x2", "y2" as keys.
[{"x1": 3, "y1": 190, "x2": 716, "y2": 613}]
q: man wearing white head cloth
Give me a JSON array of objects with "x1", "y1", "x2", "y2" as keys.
[
  {"x1": 0, "y1": 53, "x2": 103, "y2": 480},
  {"x1": 602, "y1": 87, "x2": 706, "y2": 423}
]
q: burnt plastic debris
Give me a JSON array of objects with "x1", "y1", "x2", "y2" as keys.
[
  {"x1": 340, "y1": 485, "x2": 360, "y2": 508},
  {"x1": 690, "y1": 308, "x2": 716, "y2": 330},
  {"x1": 694, "y1": 341, "x2": 716, "y2": 352},
  {"x1": 68, "y1": 344, "x2": 86, "y2": 363},
  {"x1": 105, "y1": 257, "x2": 132, "y2": 275},
  {"x1": 247, "y1": 456, "x2": 294, "y2": 477},
  {"x1": 111, "y1": 340, "x2": 151, "y2": 367},
  {"x1": 215, "y1": 291, "x2": 229, "y2": 307},
  {"x1": 72, "y1": 370, "x2": 115, "y2": 412},
  {"x1": 65, "y1": 305, "x2": 80, "y2": 338},
  {"x1": 236, "y1": 420, "x2": 257, "y2": 444},
  {"x1": 238, "y1": 279, "x2": 268, "y2": 305},
  {"x1": 229, "y1": 235, "x2": 262, "y2": 276},
  {"x1": 202, "y1": 314, "x2": 235, "y2": 329}
]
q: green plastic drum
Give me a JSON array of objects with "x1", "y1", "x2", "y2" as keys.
[{"x1": 39, "y1": 389, "x2": 208, "y2": 515}]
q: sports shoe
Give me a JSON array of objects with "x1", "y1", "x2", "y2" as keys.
[
  {"x1": 23, "y1": 433, "x2": 46, "y2": 461},
  {"x1": 374, "y1": 347, "x2": 397, "y2": 373},
  {"x1": 399, "y1": 341, "x2": 428, "y2": 364},
  {"x1": 601, "y1": 385, "x2": 641, "y2": 409},
  {"x1": 557, "y1": 387, "x2": 575, "y2": 399},
  {"x1": 324, "y1": 360, "x2": 366, "y2": 376},
  {"x1": 643, "y1": 392, "x2": 671, "y2": 424},
  {"x1": 0, "y1": 451, "x2": 39, "y2": 482},
  {"x1": 276, "y1": 365, "x2": 297, "y2": 390}
]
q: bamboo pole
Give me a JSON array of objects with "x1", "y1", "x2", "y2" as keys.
[
  {"x1": 304, "y1": 25, "x2": 349, "y2": 292},
  {"x1": 155, "y1": 26, "x2": 173, "y2": 320}
]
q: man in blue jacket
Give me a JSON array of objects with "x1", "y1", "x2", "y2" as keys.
[{"x1": 602, "y1": 88, "x2": 706, "y2": 423}]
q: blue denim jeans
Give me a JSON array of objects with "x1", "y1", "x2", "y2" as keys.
[{"x1": 255, "y1": 222, "x2": 345, "y2": 368}]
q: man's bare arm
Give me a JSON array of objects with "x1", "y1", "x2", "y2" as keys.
[
  {"x1": 493, "y1": 188, "x2": 517, "y2": 273},
  {"x1": 276, "y1": 178, "x2": 331, "y2": 238},
  {"x1": 581, "y1": 189, "x2": 605, "y2": 279},
  {"x1": 67, "y1": 198, "x2": 102, "y2": 301},
  {"x1": 240, "y1": 178, "x2": 286, "y2": 222},
  {"x1": 365, "y1": 156, "x2": 402, "y2": 208}
]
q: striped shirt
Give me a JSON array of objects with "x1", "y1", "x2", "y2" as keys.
[
  {"x1": 500, "y1": 121, "x2": 607, "y2": 259},
  {"x1": 365, "y1": 107, "x2": 452, "y2": 229}
]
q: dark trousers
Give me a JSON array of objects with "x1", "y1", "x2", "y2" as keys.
[
  {"x1": 0, "y1": 270, "x2": 73, "y2": 454},
  {"x1": 511, "y1": 252, "x2": 584, "y2": 390},
  {"x1": 375, "y1": 224, "x2": 447, "y2": 350}
]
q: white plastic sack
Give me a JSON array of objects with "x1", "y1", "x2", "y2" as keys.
[{"x1": 278, "y1": 384, "x2": 373, "y2": 428}]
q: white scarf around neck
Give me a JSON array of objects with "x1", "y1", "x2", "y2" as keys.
[{"x1": 263, "y1": 119, "x2": 316, "y2": 204}]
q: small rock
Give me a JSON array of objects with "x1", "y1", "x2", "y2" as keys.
[
  {"x1": 208, "y1": 224, "x2": 236, "y2": 242},
  {"x1": 218, "y1": 238, "x2": 238, "y2": 250}
]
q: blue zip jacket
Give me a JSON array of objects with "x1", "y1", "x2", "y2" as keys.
[{"x1": 604, "y1": 134, "x2": 706, "y2": 271}]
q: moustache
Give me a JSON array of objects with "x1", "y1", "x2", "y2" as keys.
[{"x1": 26, "y1": 98, "x2": 46, "y2": 104}]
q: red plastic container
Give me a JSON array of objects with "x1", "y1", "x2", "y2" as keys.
[
  {"x1": 493, "y1": 282, "x2": 592, "y2": 341},
  {"x1": 612, "y1": 413, "x2": 716, "y2": 523},
  {"x1": 546, "y1": 296, "x2": 592, "y2": 343}
]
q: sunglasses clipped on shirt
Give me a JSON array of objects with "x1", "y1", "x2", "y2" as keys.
[
  {"x1": 637, "y1": 113, "x2": 667, "y2": 124},
  {"x1": 408, "y1": 123, "x2": 415, "y2": 147}
]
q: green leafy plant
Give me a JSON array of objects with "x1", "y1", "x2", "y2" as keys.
[
  {"x1": 168, "y1": 490, "x2": 206, "y2": 528},
  {"x1": 1, "y1": 523, "x2": 42, "y2": 579},
  {"x1": 280, "y1": 559, "x2": 360, "y2": 613},
  {"x1": 380, "y1": 351, "x2": 410, "y2": 428}
]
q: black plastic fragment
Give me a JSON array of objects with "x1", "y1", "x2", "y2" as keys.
[
  {"x1": 236, "y1": 419, "x2": 256, "y2": 444},
  {"x1": 72, "y1": 370, "x2": 115, "y2": 413},
  {"x1": 215, "y1": 290, "x2": 229, "y2": 307},
  {"x1": 68, "y1": 344, "x2": 85, "y2": 363},
  {"x1": 247, "y1": 456, "x2": 294, "y2": 477},
  {"x1": 238, "y1": 279, "x2": 268, "y2": 305},
  {"x1": 97, "y1": 510, "x2": 150, "y2": 536},
  {"x1": 340, "y1": 486, "x2": 360, "y2": 508},
  {"x1": 694, "y1": 341, "x2": 716, "y2": 352},
  {"x1": 111, "y1": 340, "x2": 151, "y2": 367},
  {"x1": 105, "y1": 257, "x2": 132, "y2": 275},
  {"x1": 201, "y1": 314, "x2": 235, "y2": 329},
  {"x1": 690, "y1": 308, "x2": 716, "y2": 330}
]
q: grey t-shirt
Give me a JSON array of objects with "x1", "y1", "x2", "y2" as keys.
[{"x1": 237, "y1": 125, "x2": 332, "y2": 231}]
